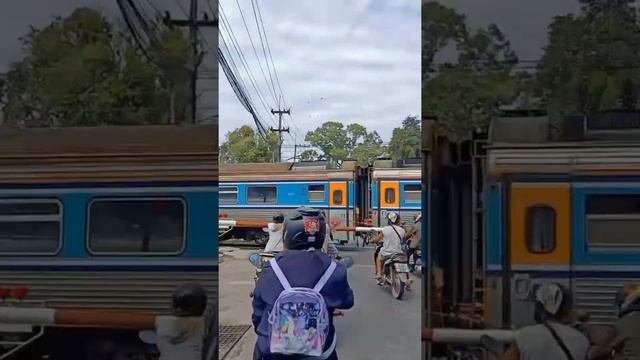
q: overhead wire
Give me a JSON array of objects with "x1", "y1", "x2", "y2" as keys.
[
  {"x1": 219, "y1": 3, "x2": 277, "y2": 127},
  {"x1": 233, "y1": 0, "x2": 279, "y2": 106}
]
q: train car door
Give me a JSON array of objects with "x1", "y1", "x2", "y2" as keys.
[
  {"x1": 329, "y1": 181, "x2": 348, "y2": 244},
  {"x1": 507, "y1": 183, "x2": 571, "y2": 327},
  {"x1": 379, "y1": 180, "x2": 400, "y2": 223}
]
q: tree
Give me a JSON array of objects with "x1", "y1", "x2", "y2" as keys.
[
  {"x1": 422, "y1": 1, "x2": 466, "y2": 77},
  {"x1": 422, "y1": 3, "x2": 521, "y2": 141},
  {"x1": 388, "y1": 116, "x2": 421, "y2": 161},
  {"x1": 304, "y1": 121, "x2": 384, "y2": 167},
  {"x1": 536, "y1": 1, "x2": 640, "y2": 119},
  {"x1": 1, "y1": 7, "x2": 191, "y2": 127},
  {"x1": 220, "y1": 125, "x2": 278, "y2": 164}
]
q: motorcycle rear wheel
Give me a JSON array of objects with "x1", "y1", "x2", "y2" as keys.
[{"x1": 391, "y1": 271, "x2": 405, "y2": 300}]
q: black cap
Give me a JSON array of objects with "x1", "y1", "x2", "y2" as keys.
[{"x1": 172, "y1": 283, "x2": 208, "y2": 316}]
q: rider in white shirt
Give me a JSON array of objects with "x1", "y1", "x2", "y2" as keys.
[
  {"x1": 372, "y1": 211, "x2": 405, "y2": 282},
  {"x1": 263, "y1": 213, "x2": 284, "y2": 252}
]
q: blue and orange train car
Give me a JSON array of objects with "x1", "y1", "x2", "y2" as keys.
[
  {"x1": 220, "y1": 159, "x2": 422, "y2": 245},
  {"x1": 480, "y1": 113, "x2": 640, "y2": 327},
  {"x1": 0, "y1": 125, "x2": 218, "y2": 355}
]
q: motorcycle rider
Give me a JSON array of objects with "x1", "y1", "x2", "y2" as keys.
[
  {"x1": 251, "y1": 207, "x2": 354, "y2": 360},
  {"x1": 588, "y1": 284, "x2": 640, "y2": 359},
  {"x1": 372, "y1": 211, "x2": 406, "y2": 283},
  {"x1": 249, "y1": 213, "x2": 284, "y2": 268},
  {"x1": 501, "y1": 283, "x2": 589, "y2": 360},
  {"x1": 404, "y1": 212, "x2": 421, "y2": 272}
]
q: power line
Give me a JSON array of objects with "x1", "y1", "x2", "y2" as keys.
[
  {"x1": 250, "y1": 0, "x2": 279, "y2": 107},
  {"x1": 233, "y1": 0, "x2": 279, "y2": 105},
  {"x1": 253, "y1": 0, "x2": 286, "y2": 107},
  {"x1": 219, "y1": 3, "x2": 276, "y2": 127}
]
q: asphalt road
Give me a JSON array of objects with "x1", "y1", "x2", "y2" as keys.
[{"x1": 219, "y1": 246, "x2": 422, "y2": 360}]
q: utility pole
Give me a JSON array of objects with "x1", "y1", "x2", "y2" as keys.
[
  {"x1": 163, "y1": 0, "x2": 217, "y2": 124},
  {"x1": 270, "y1": 108, "x2": 290, "y2": 162},
  {"x1": 293, "y1": 144, "x2": 312, "y2": 163}
]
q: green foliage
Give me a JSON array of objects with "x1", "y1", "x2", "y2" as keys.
[
  {"x1": 422, "y1": 3, "x2": 520, "y2": 142},
  {"x1": 304, "y1": 121, "x2": 384, "y2": 167},
  {"x1": 1, "y1": 7, "x2": 191, "y2": 127},
  {"x1": 220, "y1": 125, "x2": 278, "y2": 164},
  {"x1": 422, "y1": 1, "x2": 466, "y2": 76},
  {"x1": 388, "y1": 116, "x2": 421, "y2": 161},
  {"x1": 537, "y1": 1, "x2": 640, "y2": 119}
]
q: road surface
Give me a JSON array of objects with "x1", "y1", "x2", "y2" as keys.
[{"x1": 219, "y1": 246, "x2": 421, "y2": 360}]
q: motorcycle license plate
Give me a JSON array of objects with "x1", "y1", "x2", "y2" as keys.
[{"x1": 394, "y1": 263, "x2": 410, "y2": 272}]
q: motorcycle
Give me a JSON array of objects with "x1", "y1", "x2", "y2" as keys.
[{"x1": 378, "y1": 253, "x2": 410, "y2": 300}]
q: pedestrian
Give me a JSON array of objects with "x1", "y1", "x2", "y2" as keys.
[
  {"x1": 251, "y1": 207, "x2": 354, "y2": 360},
  {"x1": 501, "y1": 283, "x2": 589, "y2": 360}
]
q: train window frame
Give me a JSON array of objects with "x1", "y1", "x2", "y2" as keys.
[
  {"x1": 246, "y1": 185, "x2": 278, "y2": 204},
  {"x1": 525, "y1": 205, "x2": 557, "y2": 254},
  {"x1": 404, "y1": 184, "x2": 421, "y2": 203},
  {"x1": 332, "y1": 189, "x2": 344, "y2": 205},
  {"x1": 86, "y1": 197, "x2": 187, "y2": 256},
  {"x1": 0, "y1": 198, "x2": 63, "y2": 255},
  {"x1": 384, "y1": 188, "x2": 396, "y2": 204},
  {"x1": 308, "y1": 184, "x2": 325, "y2": 202},
  {"x1": 220, "y1": 186, "x2": 239, "y2": 205},
  {"x1": 586, "y1": 194, "x2": 640, "y2": 249}
]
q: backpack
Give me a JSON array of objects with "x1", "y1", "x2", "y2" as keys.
[{"x1": 267, "y1": 258, "x2": 337, "y2": 358}]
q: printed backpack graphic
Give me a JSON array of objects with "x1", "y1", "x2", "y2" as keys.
[{"x1": 267, "y1": 258, "x2": 337, "y2": 356}]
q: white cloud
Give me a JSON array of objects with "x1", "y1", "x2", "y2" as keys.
[{"x1": 218, "y1": 0, "x2": 420, "y2": 157}]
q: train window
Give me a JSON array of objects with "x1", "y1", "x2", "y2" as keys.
[
  {"x1": 586, "y1": 195, "x2": 640, "y2": 247},
  {"x1": 332, "y1": 189, "x2": 343, "y2": 204},
  {"x1": 404, "y1": 184, "x2": 421, "y2": 203},
  {"x1": 87, "y1": 198, "x2": 185, "y2": 254},
  {"x1": 308, "y1": 185, "x2": 325, "y2": 202},
  {"x1": 247, "y1": 186, "x2": 277, "y2": 204},
  {"x1": 385, "y1": 188, "x2": 396, "y2": 204},
  {"x1": 0, "y1": 199, "x2": 62, "y2": 254},
  {"x1": 220, "y1": 186, "x2": 238, "y2": 204},
  {"x1": 526, "y1": 206, "x2": 556, "y2": 253}
]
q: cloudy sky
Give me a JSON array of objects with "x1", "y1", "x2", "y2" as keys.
[{"x1": 218, "y1": 0, "x2": 420, "y2": 158}]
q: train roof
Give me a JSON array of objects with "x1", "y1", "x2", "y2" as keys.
[
  {"x1": 372, "y1": 168, "x2": 421, "y2": 179},
  {"x1": 488, "y1": 142, "x2": 640, "y2": 176},
  {"x1": 220, "y1": 161, "x2": 357, "y2": 182},
  {"x1": 0, "y1": 125, "x2": 217, "y2": 184},
  {"x1": 487, "y1": 111, "x2": 640, "y2": 176}
]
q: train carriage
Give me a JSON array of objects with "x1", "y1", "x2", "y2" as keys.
[
  {"x1": 220, "y1": 159, "x2": 423, "y2": 245},
  {"x1": 371, "y1": 160, "x2": 422, "y2": 228},
  {"x1": 0, "y1": 125, "x2": 218, "y2": 356},
  {"x1": 425, "y1": 111, "x2": 640, "y2": 334},
  {"x1": 219, "y1": 161, "x2": 364, "y2": 245}
]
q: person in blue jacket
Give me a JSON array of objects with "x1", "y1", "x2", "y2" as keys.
[{"x1": 251, "y1": 207, "x2": 355, "y2": 360}]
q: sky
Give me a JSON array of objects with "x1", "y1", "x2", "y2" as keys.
[{"x1": 218, "y1": 0, "x2": 421, "y2": 159}]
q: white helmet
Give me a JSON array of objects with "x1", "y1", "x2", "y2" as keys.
[
  {"x1": 535, "y1": 283, "x2": 570, "y2": 319},
  {"x1": 386, "y1": 211, "x2": 400, "y2": 225}
]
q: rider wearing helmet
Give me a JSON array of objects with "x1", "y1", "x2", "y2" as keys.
[
  {"x1": 251, "y1": 207, "x2": 354, "y2": 360},
  {"x1": 372, "y1": 211, "x2": 406, "y2": 282},
  {"x1": 589, "y1": 284, "x2": 640, "y2": 359},
  {"x1": 502, "y1": 283, "x2": 589, "y2": 360},
  {"x1": 405, "y1": 212, "x2": 422, "y2": 272},
  {"x1": 263, "y1": 213, "x2": 285, "y2": 252}
]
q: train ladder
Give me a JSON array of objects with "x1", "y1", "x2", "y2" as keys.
[{"x1": 471, "y1": 138, "x2": 488, "y2": 306}]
